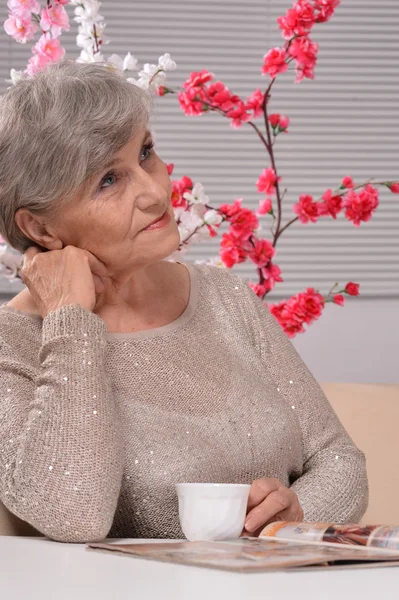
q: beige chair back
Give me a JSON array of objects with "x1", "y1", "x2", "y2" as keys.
[
  {"x1": 322, "y1": 382, "x2": 399, "y2": 525},
  {"x1": 1, "y1": 383, "x2": 398, "y2": 534}
]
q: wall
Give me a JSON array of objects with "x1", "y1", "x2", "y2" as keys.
[{"x1": 293, "y1": 299, "x2": 398, "y2": 384}]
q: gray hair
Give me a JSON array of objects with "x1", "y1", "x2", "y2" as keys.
[{"x1": 0, "y1": 60, "x2": 153, "y2": 252}]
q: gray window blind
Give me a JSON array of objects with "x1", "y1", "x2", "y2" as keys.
[{"x1": 0, "y1": 0, "x2": 398, "y2": 298}]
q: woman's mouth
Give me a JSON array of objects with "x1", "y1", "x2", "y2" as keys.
[{"x1": 141, "y1": 210, "x2": 171, "y2": 231}]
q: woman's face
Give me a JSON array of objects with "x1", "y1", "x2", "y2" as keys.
[{"x1": 51, "y1": 127, "x2": 180, "y2": 276}]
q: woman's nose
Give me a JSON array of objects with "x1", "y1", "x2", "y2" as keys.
[{"x1": 134, "y1": 170, "x2": 168, "y2": 210}]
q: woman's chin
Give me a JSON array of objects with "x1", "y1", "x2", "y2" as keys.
[{"x1": 144, "y1": 226, "x2": 181, "y2": 263}]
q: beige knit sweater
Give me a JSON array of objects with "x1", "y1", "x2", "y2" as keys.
[{"x1": 0, "y1": 263, "x2": 367, "y2": 542}]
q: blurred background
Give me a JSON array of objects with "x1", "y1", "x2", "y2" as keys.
[{"x1": 0, "y1": 0, "x2": 398, "y2": 382}]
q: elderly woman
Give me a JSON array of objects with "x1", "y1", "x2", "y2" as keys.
[{"x1": 0, "y1": 61, "x2": 367, "y2": 543}]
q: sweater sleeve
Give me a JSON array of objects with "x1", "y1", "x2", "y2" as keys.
[
  {"x1": 0, "y1": 305, "x2": 123, "y2": 542},
  {"x1": 239, "y1": 281, "x2": 368, "y2": 524}
]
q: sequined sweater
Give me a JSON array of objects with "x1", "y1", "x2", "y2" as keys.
[{"x1": 0, "y1": 263, "x2": 368, "y2": 542}]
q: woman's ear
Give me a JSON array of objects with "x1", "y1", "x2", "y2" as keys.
[{"x1": 14, "y1": 208, "x2": 63, "y2": 250}]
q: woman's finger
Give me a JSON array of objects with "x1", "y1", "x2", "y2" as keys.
[
  {"x1": 246, "y1": 478, "x2": 280, "y2": 512},
  {"x1": 82, "y1": 250, "x2": 107, "y2": 278},
  {"x1": 245, "y1": 489, "x2": 291, "y2": 533},
  {"x1": 92, "y1": 274, "x2": 105, "y2": 295},
  {"x1": 22, "y1": 246, "x2": 42, "y2": 266}
]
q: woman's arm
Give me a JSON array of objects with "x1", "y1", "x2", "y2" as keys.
[
  {"x1": 240, "y1": 281, "x2": 368, "y2": 523},
  {"x1": 0, "y1": 305, "x2": 123, "y2": 542}
]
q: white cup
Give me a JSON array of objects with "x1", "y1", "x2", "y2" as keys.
[{"x1": 175, "y1": 483, "x2": 251, "y2": 541}]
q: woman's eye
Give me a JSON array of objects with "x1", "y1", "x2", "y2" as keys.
[
  {"x1": 99, "y1": 171, "x2": 117, "y2": 190},
  {"x1": 141, "y1": 142, "x2": 155, "y2": 162}
]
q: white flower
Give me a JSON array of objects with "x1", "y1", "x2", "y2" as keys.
[
  {"x1": 0, "y1": 245, "x2": 21, "y2": 280},
  {"x1": 194, "y1": 256, "x2": 225, "y2": 268},
  {"x1": 180, "y1": 204, "x2": 205, "y2": 230},
  {"x1": 6, "y1": 69, "x2": 24, "y2": 86},
  {"x1": 108, "y1": 53, "x2": 138, "y2": 72},
  {"x1": 173, "y1": 207, "x2": 186, "y2": 220},
  {"x1": 123, "y1": 52, "x2": 138, "y2": 71},
  {"x1": 142, "y1": 63, "x2": 166, "y2": 90},
  {"x1": 76, "y1": 49, "x2": 104, "y2": 63},
  {"x1": 107, "y1": 54, "x2": 124, "y2": 71},
  {"x1": 158, "y1": 53, "x2": 176, "y2": 72},
  {"x1": 141, "y1": 63, "x2": 159, "y2": 79},
  {"x1": 129, "y1": 63, "x2": 167, "y2": 92},
  {"x1": 72, "y1": 1, "x2": 103, "y2": 23},
  {"x1": 204, "y1": 209, "x2": 222, "y2": 226},
  {"x1": 126, "y1": 77, "x2": 140, "y2": 87},
  {"x1": 76, "y1": 31, "x2": 94, "y2": 50},
  {"x1": 126, "y1": 57, "x2": 175, "y2": 92},
  {"x1": 183, "y1": 182, "x2": 210, "y2": 205},
  {"x1": 178, "y1": 226, "x2": 191, "y2": 244}
]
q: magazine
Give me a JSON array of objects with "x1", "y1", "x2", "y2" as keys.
[{"x1": 88, "y1": 522, "x2": 399, "y2": 573}]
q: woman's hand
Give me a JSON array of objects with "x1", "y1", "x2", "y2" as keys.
[
  {"x1": 21, "y1": 245, "x2": 107, "y2": 318},
  {"x1": 243, "y1": 478, "x2": 303, "y2": 536}
]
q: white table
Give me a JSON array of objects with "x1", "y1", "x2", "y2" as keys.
[{"x1": 1, "y1": 536, "x2": 399, "y2": 600}]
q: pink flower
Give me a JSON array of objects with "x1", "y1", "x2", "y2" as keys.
[
  {"x1": 178, "y1": 87, "x2": 206, "y2": 116},
  {"x1": 245, "y1": 89, "x2": 265, "y2": 118},
  {"x1": 256, "y1": 167, "x2": 280, "y2": 196},
  {"x1": 40, "y1": 4, "x2": 70, "y2": 38},
  {"x1": 206, "y1": 224, "x2": 218, "y2": 238},
  {"x1": 219, "y1": 198, "x2": 244, "y2": 220},
  {"x1": 183, "y1": 69, "x2": 214, "y2": 89},
  {"x1": 277, "y1": 1, "x2": 316, "y2": 40},
  {"x1": 261, "y1": 47, "x2": 289, "y2": 79},
  {"x1": 269, "y1": 288, "x2": 325, "y2": 337},
  {"x1": 7, "y1": 0, "x2": 40, "y2": 17},
  {"x1": 268, "y1": 113, "x2": 290, "y2": 132},
  {"x1": 165, "y1": 163, "x2": 174, "y2": 176},
  {"x1": 200, "y1": 82, "x2": 252, "y2": 128},
  {"x1": 225, "y1": 100, "x2": 252, "y2": 128},
  {"x1": 248, "y1": 238, "x2": 275, "y2": 267},
  {"x1": 257, "y1": 198, "x2": 273, "y2": 215},
  {"x1": 261, "y1": 262, "x2": 283, "y2": 291},
  {"x1": 207, "y1": 81, "x2": 233, "y2": 109},
  {"x1": 318, "y1": 189, "x2": 343, "y2": 219},
  {"x1": 345, "y1": 282, "x2": 360, "y2": 296},
  {"x1": 341, "y1": 175, "x2": 355, "y2": 189},
  {"x1": 229, "y1": 208, "x2": 259, "y2": 241},
  {"x1": 220, "y1": 233, "x2": 248, "y2": 267},
  {"x1": 270, "y1": 301, "x2": 305, "y2": 337},
  {"x1": 4, "y1": 14, "x2": 37, "y2": 43},
  {"x1": 249, "y1": 282, "x2": 269, "y2": 298},
  {"x1": 171, "y1": 175, "x2": 193, "y2": 209},
  {"x1": 343, "y1": 184, "x2": 379, "y2": 226},
  {"x1": 26, "y1": 53, "x2": 51, "y2": 76},
  {"x1": 296, "y1": 288, "x2": 325, "y2": 323},
  {"x1": 219, "y1": 200, "x2": 259, "y2": 241},
  {"x1": 269, "y1": 113, "x2": 280, "y2": 128},
  {"x1": 279, "y1": 115, "x2": 290, "y2": 130},
  {"x1": 288, "y1": 36, "x2": 319, "y2": 83},
  {"x1": 293, "y1": 194, "x2": 319, "y2": 223},
  {"x1": 33, "y1": 34, "x2": 65, "y2": 60},
  {"x1": 250, "y1": 264, "x2": 283, "y2": 297},
  {"x1": 333, "y1": 294, "x2": 345, "y2": 306},
  {"x1": 388, "y1": 182, "x2": 399, "y2": 194},
  {"x1": 314, "y1": 0, "x2": 341, "y2": 23}
]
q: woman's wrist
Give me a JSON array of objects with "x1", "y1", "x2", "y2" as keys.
[{"x1": 41, "y1": 304, "x2": 107, "y2": 344}]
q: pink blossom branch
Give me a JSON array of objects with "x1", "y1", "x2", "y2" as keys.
[{"x1": 246, "y1": 121, "x2": 270, "y2": 153}]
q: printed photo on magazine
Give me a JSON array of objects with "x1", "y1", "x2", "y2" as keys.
[{"x1": 88, "y1": 522, "x2": 399, "y2": 573}]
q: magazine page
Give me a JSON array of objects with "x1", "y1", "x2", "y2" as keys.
[
  {"x1": 88, "y1": 537, "x2": 399, "y2": 573},
  {"x1": 260, "y1": 522, "x2": 399, "y2": 551}
]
